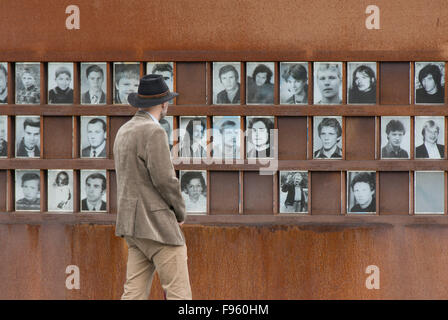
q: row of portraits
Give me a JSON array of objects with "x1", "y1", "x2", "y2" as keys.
[
  {"x1": 0, "y1": 62, "x2": 444, "y2": 106},
  {"x1": 1, "y1": 115, "x2": 446, "y2": 160},
  {"x1": 13, "y1": 169, "x2": 445, "y2": 214}
]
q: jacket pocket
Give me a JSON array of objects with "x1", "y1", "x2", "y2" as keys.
[{"x1": 117, "y1": 198, "x2": 138, "y2": 235}]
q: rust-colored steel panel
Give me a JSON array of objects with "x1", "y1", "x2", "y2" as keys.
[
  {"x1": 311, "y1": 172, "x2": 341, "y2": 215},
  {"x1": 380, "y1": 62, "x2": 410, "y2": 105},
  {"x1": 278, "y1": 117, "x2": 307, "y2": 160},
  {"x1": 43, "y1": 116, "x2": 73, "y2": 159},
  {"x1": 176, "y1": 63, "x2": 206, "y2": 105},
  {"x1": 209, "y1": 171, "x2": 239, "y2": 215},
  {"x1": 1, "y1": 224, "x2": 448, "y2": 299},
  {"x1": 379, "y1": 172, "x2": 410, "y2": 215},
  {"x1": 345, "y1": 117, "x2": 376, "y2": 160}
]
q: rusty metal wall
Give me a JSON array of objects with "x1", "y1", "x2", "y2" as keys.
[{"x1": 1, "y1": 223, "x2": 448, "y2": 299}]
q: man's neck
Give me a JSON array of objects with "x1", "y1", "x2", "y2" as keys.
[
  {"x1": 87, "y1": 198, "x2": 102, "y2": 208},
  {"x1": 322, "y1": 144, "x2": 337, "y2": 157},
  {"x1": 89, "y1": 88, "x2": 102, "y2": 96},
  {"x1": 322, "y1": 95, "x2": 340, "y2": 104}
]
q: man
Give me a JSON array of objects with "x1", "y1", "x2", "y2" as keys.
[
  {"x1": 281, "y1": 172, "x2": 307, "y2": 213},
  {"x1": 349, "y1": 172, "x2": 376, "y2": 213},
  {"x1": 0, "y1": 63, "x2": 7, "y2": 104},
  {"x1": 314, "y1": 117, "x2": 342, "y2": 159},
  {"x1": 82, "y1": 118, "x2": 107, "y2": 158},
  {"x1": 82, "y1": 64, "x2": 106, "y2": 104},
  {"x1": 216, "y1": 64, "x2": 240, "y2": 104},
  {"x1": 16, "y1": 172, "x2": 40, "y2": 211},
  {"x1": 415, "y1": 64, "x2": 444, "y2": 104},
  {"x1": 315, "y1": 63, "x2": 342, "y2": 104},
  {"x1": 17, "y1": 117, "x2": 40, "y2": 158},
  {"x1": 81, "y1": 172, "x2": 107, "y2": 211},
  {"x1": 213, "y1": 120, "x2": 239, "y2": 158},
  {"x1": 16, "y1": 66, "x2": 40, "y2": 104},
  {"x1": 114, "y1": 67, "x2": 140, "y2": 104},
  {"x1": 415, "y1": 120, "x2": 444, "y2": 159},
  {"x1": 152, "y1": 64, "x2": 174, "y2": 91},
  {"x1": 159, "y1": 118, "x2": 173, "y2": 151},
  {"x1": 0, "y1": 117, "x2": 7, "y2": 157},
  {"x1": 113, "y1": 74, "x2": 191, "y2": 300},
  {"x1": 382, "y1": 119, "x2": 409, "y2": 158}
]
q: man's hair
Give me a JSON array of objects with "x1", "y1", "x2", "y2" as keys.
[
  {"x1": 21, "y1": 172, "x2": 40, "y2": 190},
  {"x1": 247, "y1": 117, "x2": 274, "y2": 146},
  {"x1": 252, "y1": 64, "x2": 273, "y2": 84},
  {"x1": 181, "y1": 171, "x2": 206, "y2": 194},
  {"x1": 422, "y1": 120, "x2": 440, "y2": 141},
  {"x1": 23, "y1": 117, "x2": 40, "y2": 131},
  {"x1": 317, "y1": 118, "x2": 342, "y2": 137},
  {"x1": 418, "y1": 64, "x2": 443, "y2": 90},
  {"x1": 316, "y1": 63, "x2": 342, "y2": 80},
  {"x1": 0, "y1": 63, "x2": 7, "y2": 78},
  {"x1": 219, "y1": 120, "x2": 236, "y2": 135},
  {"x1": 87, "y1": 118, "x2": 106, "y2": 133},
  {"x1": 385, "y1": 119, "x2": 405, "y2": 135},
  {"x1": 115, "y1": 66, "x2": 139, "y2": 85},
  {"x1": 351, "y1": 65, "x2": 376, "y2": 90},
  {"x1": 219, "y1": 65, "x2": 239, "y2": 81},
  {"x1": 282, "y1": 64, "x2": 307, "y2": 82},
  {"x1": 152, "y1": 63, "x2": 173, "y2": 76},
  {"x1": 350, "y1": 172, "x2": 375, "y2": 192},
  {"x1": 86, "y1": 64, "x2": 104, "y2": 79},
  {"x1": 55, "y1": 66, "x2": 71, "y2": 80},
  {"x1": 85, "y1": 172, "x2": 106, "y2": 192}
]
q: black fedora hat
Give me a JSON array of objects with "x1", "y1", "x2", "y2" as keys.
[{"x1": 128, "y1": 74, "x2": 179, "y2": 108}]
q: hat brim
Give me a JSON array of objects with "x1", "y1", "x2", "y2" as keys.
[{"x1": 128, "y1": 92, "x2": 179, "y2": 108}]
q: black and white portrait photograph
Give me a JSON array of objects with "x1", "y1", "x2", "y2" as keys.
[
  {"x1": 80, "y1": 63, "x2": 107, "y2": 105},
  {"x1": 48, "y1": 62, "x2": 74, "y2": 104},
  {"x1": 414, "y1": 171, "x2": 444, "y2": 214},
  {"x1": 381, "y1": 116, "x2": 410, "y2": 159},
  {"x1": 146, "y1": 62, "x2": 174, "y2": 92},
  {"x1": 15, "y1": 116, "x2": 40, "y2": 158},
  {"x1": 313, "y1": 62, "x2": 343, "y2": 105},
  {"x1": 212, "y1": 116, "x2": 241, "y2": 159},
  {"x1": 280, "y1": 62, "x2": 308, "y2": 104},
  {"x1": 415, "y1": 116, "x2": 445, "y2": 159},
  {"x1": 0, "y1": 116, "x2": 7, "y2": 158},
  {"x1": 15, "y1": 62, "x2": 40, "y2": 104},
  {"x1": 179, "y1": 116, "x2": 207, "y2": 158},
  {"x1": 114, "y1": 62, "x2": 140, "y2": 105},
  {"x1": 213, "y1": 62, "x2": 241, "y2": 105},
  {"x1": 180, "y1": 170, "x2": 207, "y2": 213},
  {"x1": 15, "y1": 170, "x2": 40, "y2": 212},
  {"x1": 279, "y1": 171, "x2": 308, "y2": 213},
  {"x1": 347, "y1": 171, "x2": 376, "y2": 214},
  {"x1": 313, "y1": 116, "x2": 343, "y2": 159},
  {"x1": 80, "y1": 170, "x2": 107, "y2": 212},
  {"x1": 0, "y1": 62, "x2": 8, "y2": 104},
  {"x1": 81, "y1": 116, "x2": 107, "y2": 158},
  {"x1": 159, "y1": 116, "x2": 174, "y2": 152},
  {"x1": 415, "y1": 62, "x2": 445, "y2": 104},
  {"x1": 347, "y1": 62, "x2": 377, "y2": 104},
  {"x1": 246, "y1": 116, "x2": 274, "y2": 159},
  {"x1": 246, "y1": 62, "x2": 275, "y2": 105},
  {"x1": 47, "y1": 170, "x2": 73, "y2": 212}
]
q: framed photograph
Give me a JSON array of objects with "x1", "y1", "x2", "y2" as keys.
[
  {"x1": 80, "y1": 62, "x2": 107, "y2": 105},
  {"x1": 415, "y1": 116, "x2": 445, "y2": 159},
  {"x1": 113, "y1": 62, "x2": 140, "y2": 105},
  {"x1": 246, "y1": 116, "x2": 274, "y2": 159},
  {"x1": 381, "y1": 116, "x2": 410, "y2": 159},
  {"x1": 48, "y1": 62, "x2": 74, "y2": 104},
  {"x1": 15, "y1": 62, "x2": 40, "y2": 104},
  {"x1": 414, "y1": 171, "x2": 444, "y2": 214},
  {"x1": 0, "y1": 62, "x2": 8, "y2": 104},
  {"x1": 213, "y1": 62, "x2": 241, "y2": 105},
  {"x1": 246, "y1": 62, "x2": 275, "y2": 105},
  {"x1": 279, "y1": 171, "x2": 308, "y2": 213},
  {"x1": 146, "y1": 62, "x2": 174, "y2": 92},
  {"x1": 0, "y1": 115, "x2": 7, "y2": 158},
  {"x1": 15, "y1": 169, "x2": 41, "y2": 212},
  {"x1": 415, "y1": 62, "x2": 445, "y2": 104},
  {"x1": 159, "y1": 116, "x2": 174, "y2": 152},
  {"x1": 47, "y1": 170, "x2": 74, "y2": 212},
  {"x1": 80, "y1": 170, "x2": 107, "y2": 212},
  {"x1": 347, "y1": 171, "x2": 376, "y2": 214},
  {"x1": 80, "y1": 116, "x2": 107, "y2": 158},
  {"x1": 313, "y1": 62, "x2": 343, "y2": 105},
  {"x1": 179, "y1": 116, "x2": 207, "y2": 158},
  {"x1": 15, "y1": 116, "x2": 41, "y2": 158},
  {"x1": 180, "y1": 170, "x2": 207, "y2": 214},
  {"x1": 280, "y1": 62, "x2": 308, "y2": 104},
  {"x1": 212, "y1": 116, "x2": 241, "y2": 159},
  {"x1": 313, "y1": 116, "x2": 343, "y2": 159},
  {"x1": 347, "y1": 62, "x2": 377, "y2": 104}
]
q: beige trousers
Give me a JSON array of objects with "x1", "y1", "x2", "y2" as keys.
[{"x1": 121, "y1": 236, "x2": 192, "y2": 300}]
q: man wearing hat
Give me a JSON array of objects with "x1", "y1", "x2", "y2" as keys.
[{"x1": 113, "y1": 74, "x2": 191, "y2": 300}]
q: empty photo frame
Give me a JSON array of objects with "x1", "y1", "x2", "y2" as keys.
[{"x1": 414, "y1": 171, "x2": 444, "y2": 214}]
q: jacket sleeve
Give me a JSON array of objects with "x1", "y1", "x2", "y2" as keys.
[{"x1": 145, "y1": 127, "x2": 186, "y2": 222}]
